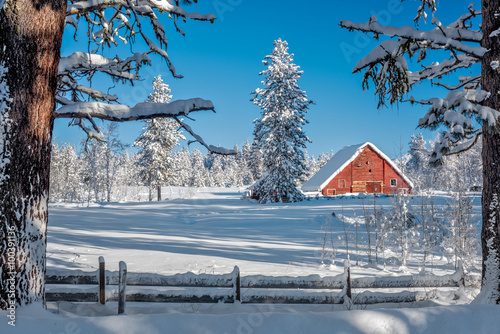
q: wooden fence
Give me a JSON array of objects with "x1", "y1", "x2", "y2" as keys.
[{"x1": 45, "y1": 257, "x2": 481, "y2": 314}]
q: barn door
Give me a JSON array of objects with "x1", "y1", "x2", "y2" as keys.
[
  {"x1": 366, "y1": 181, "x2": 382, "y2": 194},
  {"x1": 353, "y1": 181, "x2": 366, "y2": 193}
]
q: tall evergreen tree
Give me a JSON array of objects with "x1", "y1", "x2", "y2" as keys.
[
  {"x1": 210, "y1": 155, "x2": 225, "y2": 187},
  {"x1": 190, "y1": 148, "x2": 209, "y2": 187},
  {"x1": 134, "y1": 76, "x2": 185, "y2": 201},
  {"x1": 172, "y1": 147, "x2": 193, "y2": 187},
  {"x1": 406, "y1": 134, "x2": 430, "y2": 190},
  {"x1": 251, "y1": 39, "x2": 313, "y2": 203},
  {"x1": 102, "y1": 122, "x2": 127, "y2": 202}
]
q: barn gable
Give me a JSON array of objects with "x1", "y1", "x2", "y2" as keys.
[{"x1": 302, "y1": 142, "x2": 413, "y2": 195}]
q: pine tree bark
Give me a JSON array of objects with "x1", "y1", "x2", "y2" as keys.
[
  {"x1": 0, "y1": 0, "x2": 66, "y2": 309},
  {"x1": 479, "y1": 0, "x2": 500, "y2": 304},
  {"x1": 157, "y1": 185, "x2": 161, "y2": 201}
]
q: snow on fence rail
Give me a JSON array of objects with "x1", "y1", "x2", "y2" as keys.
[{"x1": 45, "y1": 258, "x2": 481, "y2": 314}]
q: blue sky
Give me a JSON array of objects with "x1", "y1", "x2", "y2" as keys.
[{"x1": 55, "y1": 0, "x2": 474, "y2": 158}]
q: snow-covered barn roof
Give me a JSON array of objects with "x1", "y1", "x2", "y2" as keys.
[{"x1": 301, "y1": 142, "x2": 414, "y2": 192}]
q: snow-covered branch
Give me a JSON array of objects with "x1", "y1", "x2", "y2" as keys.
[
  {"x1": 340, "y1": 7, "x2": 485, "y2": 108},
  {"x1": 58, "y1": 52, "x2": 148, "y2": 80},
  {"x1": 339, "y1": 17, "x2": 485, "y2": 61},
  {"x1": 427, "y1": 130, "x2": 482, "y2": 165},
  {"x1": 173, "y1": 118, "x2": 236, "y2": 155},
  {"x1": 432, "y1": 75, "x2": 481, "y2": 91},
  {"x1": 57, "y1": 51, "x2": 151, "y2": 104},
  {"x1": 414, "y1": 90, "x2": 499, "y2": 130},
  {"x1": 55, "y1": 98, "x2": 215, "y2": 122},
  {"x1": 407, "y1": 90, "x2": 498, "y2": 164},
  {"x1": 409, "y1": 55, "x2": 479, "y2": 84},
  {"x1": 67, "y1": 0, "x2": 215, "y2": 21},
  {"x1": 56, "y1": 98, "x2": 235, "y2": 155},
  {"x1": 64, "y1": 0, "x2": 215, "y2": 81}
]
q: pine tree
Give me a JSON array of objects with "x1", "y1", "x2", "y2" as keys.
[
  {"x1": 251, "y1": 39, "x2": 313, "y2": 203},
  {"x1": 406, "y1": 134, "x2": 430, "y2": 190},
  {"x1": 172, "y1": 147, "x2": 193, "y2": 187},
  {"x1": 190, "y1": 148, "x2": 208, "y2": 187},
  {"x1": 210, "y1": 155, "x2": 225, "y2": 187},
  {"x1": 102, "y1": 122, "x2": 127, "y2": 202},
  {"x1": 407, "y1": 134, "x2": 429, "y2": 173},
  {"x1": 134, "y1": 76, "x2": 185, "y2": 201},
  {"x1": 58, "y1": 143, "x2": 81, "y2": 202},
  {"x1": 80, "y1": 138, "x2": 106, "y2": 204}
]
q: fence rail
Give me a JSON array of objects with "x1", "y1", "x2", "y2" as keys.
[{"x1": 45, "y1": 257, "x2": 481, "y2": 314}]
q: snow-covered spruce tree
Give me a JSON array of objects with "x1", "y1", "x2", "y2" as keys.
[
  {"x1": 251, "y1": 39, "x2": 313, "y2": 203},
  {"x1": 210, "y1": 155, "x2": 225, "y2": 187},
  {"x1": 49, "y1": 142, "x2": 81, "y2": 202},
  {"x1": 101, "y1": 122, "x2": 127, "y2": 202},
  {"x1": 134, "y1": 76, "x2": 185, "y2": 201},
  {"x1": 406, "y1": 134, "x2": 430, "y2": 190},
  {"x1": 171, "y1": 147, "x2": 193, "y2": 187},
  {"x1": 190, "y1": 148, "x2": 209, "y2": 187},
  {"x1": 80, "y1": 137, "x2": 106, "y2": 204},
  {"x1": 0, "y1": 1, "x2": 234, "y2": 309},
  {"x1": 340, "y1": 1, "x2": 500, "y2": 303}
]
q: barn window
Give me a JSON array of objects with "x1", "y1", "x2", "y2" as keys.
[
  {"x1": 366, "y1": 161, "x2": 369, "y2": 165},
  {"x1": 390, "y1": 179, "x2": 397, "y2": 187},
  {"x1": 338, "y1": 179, "x2": 346, "y2": 188}
]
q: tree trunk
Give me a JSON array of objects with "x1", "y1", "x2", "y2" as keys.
[
  {"x1": 478, "y1": 0, "x2": 500, "y2": 304},
  {"x1": 157, "y1": 185, "x2": 161, "y2": 201},
  {"x1": 0, "y1": 0, "x2": 66, "y2": 309}
]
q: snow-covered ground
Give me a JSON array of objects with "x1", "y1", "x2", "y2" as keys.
[
  {"x1": 45, "y1": 187, "x2": 481, "y2": 278},
  {"x1": 6, "y1": 303, "x2": 500, "y2": 334},
  {"x1": 2, "y1": 187, "x2": 493, "y2": 333}
]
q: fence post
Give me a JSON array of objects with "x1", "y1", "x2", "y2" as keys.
[
  {"x1": 99, "y1": 256, "x2": 106, "y2": 305},
  {"x1": 233, "y1": 266, "x2": 241, "y2": 303},
  {"x1": 118, "y1": 261, "x2": 127, "y2": 314},
  {"x1": 344, "y1": 260, "x2": 352, "y2": 299}
]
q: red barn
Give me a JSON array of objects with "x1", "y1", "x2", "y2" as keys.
[{"x1": 302, "y1": 142, "x2": 413, "y2": 196}]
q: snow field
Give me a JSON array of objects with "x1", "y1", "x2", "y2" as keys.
[
  {"x1": 46, "y1": 187, "x2": 481, "y2": 288},
  {"x1": 0, "y1": 187, "x2": 490, "y2": 333}
]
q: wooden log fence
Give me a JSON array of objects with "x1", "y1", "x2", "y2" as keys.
[{"x1": 45, "y1": 257, "x2": 481, "y2": 314}]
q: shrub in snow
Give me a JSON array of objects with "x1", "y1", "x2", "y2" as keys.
[{"x1": 442, "y1": 189, "x2": 480, "y2": 271}]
